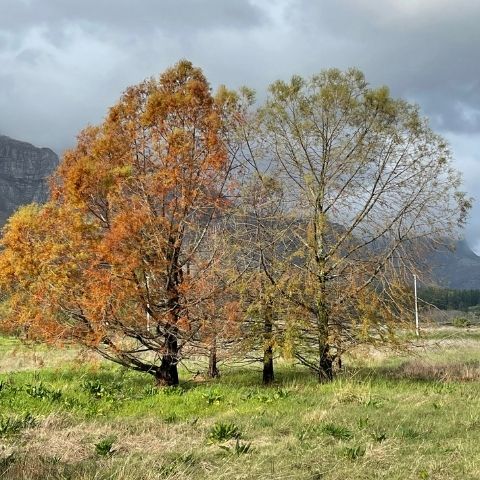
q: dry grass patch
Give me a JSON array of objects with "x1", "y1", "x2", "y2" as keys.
[
  {"x1": 394, "y1": 359, "x2": 480, "y2": 382},
  {"x1": 18, "y1": 415, "x2": 209, "y2": 464},
  {"x1": 0, "y1": 345, "x2": 97, "y2": 373}
]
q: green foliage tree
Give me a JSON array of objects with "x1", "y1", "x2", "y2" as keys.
[{"x1": 252, "y1": 68, "x2": 470, "y2": 380}]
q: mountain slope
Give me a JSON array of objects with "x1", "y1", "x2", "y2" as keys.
[
  {"x1": 0, "y1": 135, "x2": 58, "y2": 225},
  {"x1": 0, "y1": 134, "x2": 478, "y2": 290},
  {"x1": 428, "y1": 240, "x2": 480, "y2": 290}
]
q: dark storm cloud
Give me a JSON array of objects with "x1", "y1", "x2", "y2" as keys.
[
  {"x1": 2, "y1": 0, "x2": 479, "y2": 146},
  {"x1": 0, "y1": 0, "x2": 479, "y2": 245},
  {"x1": 282, "y1": 0, "x2": 480, "y2": 133},
  {"x1": 1, "y1": 0, "x2": 266, "y2": 35},
  {"x1": 0, "y1": 0, "x2": 273, "y2": 153}
]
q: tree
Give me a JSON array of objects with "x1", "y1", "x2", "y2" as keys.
[
  {"x1": 0, "y1": 61, "x2": 233, "y2": 386},
  {"x1": 215, "y1": 86, "x2": 293, "y2": 384},
  {"x1": 233, "y1": 174, "x2": 296, "y2": 384},
  {"x1": 256, "y1": 69, "x2": 470, "y2": 380},
  {"x1": 194, "y1": 224, "x2": 243, "y2": 379}
]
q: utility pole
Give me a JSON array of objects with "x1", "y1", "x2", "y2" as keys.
[
  {"x1": 414, "y1": 274, "x2": 419, "y2": 337},
  {"x1": 146, "y1": 273, "x2": 151, "y2": 332}
]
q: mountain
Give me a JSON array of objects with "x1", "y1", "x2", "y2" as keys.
[
  {"x1": 0, "y1": 134, "x2": 478, "y2": 290},
  {"x1": 0, "y1": 135, "x2": 58, "y2": 226},
  {"x1": 428, "y1": 240, "x2": 480, "y2": 290}
]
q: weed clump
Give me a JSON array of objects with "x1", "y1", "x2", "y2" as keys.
[
  {"x1": 321, "y1": 423, "x2": 353, "y2": 440},
  {"x1": 343, "y1": 444, "x2": 366, "y2": 460},
  {"x1": 0, "y1": 413, "x2": 36, "y2": 436},
  {"x1": 25, "y1": 383, "x2": 62, "y2": 402},
  {"x1": 207, "y1": 422, "x2": 241, "y2": 443},
  {"x1": 94, "y1": 435, "x2": 117, "y2": 456},
  {"x1": 219, "y1": 438, "x2": 252, "y2": 455},
  {"x1": 82, "y1": 379, "x2": 107, "y2": 399}
]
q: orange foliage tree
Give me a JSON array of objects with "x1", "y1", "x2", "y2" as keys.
[{"x1": 0, "y1": 61, "x2": 234, "y2": 385}]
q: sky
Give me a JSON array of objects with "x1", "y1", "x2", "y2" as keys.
[{"x1": 1, "y1": 0, "x2": 479, "y2": 248}]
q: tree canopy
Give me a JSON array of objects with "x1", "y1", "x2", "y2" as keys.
[
  {"x1": 0, "y1": 60, "x2": 234, "y2": 385},
  {"x1": 237, "y1": 68, "x2": 470, "y2": 379},
  {"x1": 0, "y1": 63, "x2": 471, "y2": 385}
]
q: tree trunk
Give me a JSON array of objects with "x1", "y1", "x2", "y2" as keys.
[
  {"x1": 316, "y1": 268, "x2": 333, "y2": 382},
  {"x1": 318, "y1": 344, "x2": 333, "y2": 382},
  {"x1": 263, "y1": 345, "x2": 274, "y2": 384},
  {"x1": 156, "y1": 326, "x2": 179, "y2": 386},
  {"x1": 263, "y1": 305, "x2": 274, "y2": 384},
  {"x1": 157, "y1": 250, "x2": 182, "y2": 387},
  {"x1": 313, "y1": 209, "x2": 333, "y2": 382},
  {"x1": 208, "y1": 336, "x2": 219, "y2": 378}
]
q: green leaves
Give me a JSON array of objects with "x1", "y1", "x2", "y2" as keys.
[
  {"x1": 207, "y1": 422, "x2": 241, "y2": 443},
  {"x1": 0, "y1": 413, "x2": 36, "y2": 437},
  {"x1": 94, "y1": 436, "x2": 117, "y2": 456}
]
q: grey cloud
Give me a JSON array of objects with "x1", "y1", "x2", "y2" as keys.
[
  {"x1": 1, "y1": 0, "x2": 479, "y2": 145},
  {"x1": 283, "y1": 0, "x2": 480, "y2": 133},
  {"x1": 1, "y1": 0, "x2": 268, "y2": 37},
  {"x1": 0, "y1": 0, "x2": 480, "y2": 245}
]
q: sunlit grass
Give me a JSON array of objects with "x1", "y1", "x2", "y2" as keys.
[{"x1": 0, "y1": 333, "x2": 479, "y2": 479}]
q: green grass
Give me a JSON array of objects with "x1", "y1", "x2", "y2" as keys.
[{"x1": 0, "y1": 334, "x2": 479, "y2": 479}]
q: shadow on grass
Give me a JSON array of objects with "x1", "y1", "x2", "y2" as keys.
[{"x1": 210, "y1": 364, "x2": 317, "y2": 388}]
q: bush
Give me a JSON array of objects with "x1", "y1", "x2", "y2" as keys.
[{"x1": 453, "y1": 317, "x2": 470, "y2": 328}]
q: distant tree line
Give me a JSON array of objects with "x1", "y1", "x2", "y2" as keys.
[{"x1": 419, "y1": 287, "x2": 480, "y2": 311}]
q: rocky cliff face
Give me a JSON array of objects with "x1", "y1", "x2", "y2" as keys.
[
  {"x1": 0, "y1": 135, "x2": 58, "y2": 226},
  {"x1": 429, "y1": 240, "x2": 480, "y2": 290}
]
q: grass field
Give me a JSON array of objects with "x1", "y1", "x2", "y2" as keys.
[{"x1": 0, "y1": 328, "x2": 479, "y2": 479}]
